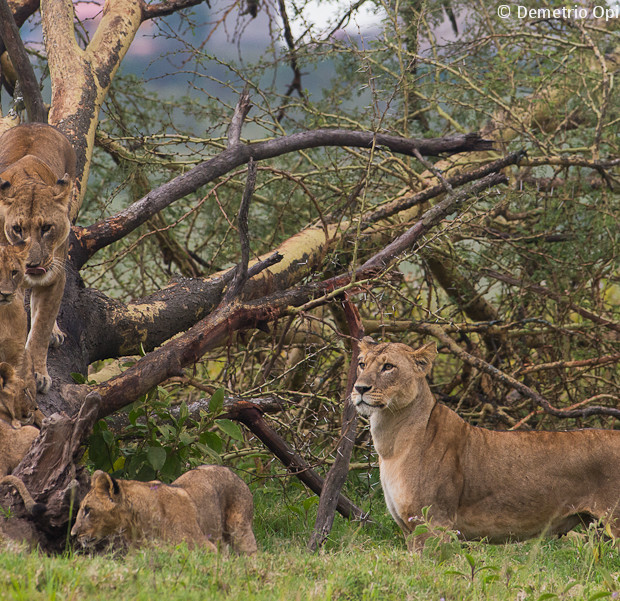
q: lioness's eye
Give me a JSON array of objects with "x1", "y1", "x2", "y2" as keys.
[
  {"x1": 358, "y1": 362, "x2": 366, "y2": 370},
  {"x1": 382, "y1": 363, "x2": 395, "y2": 371},
  {"x1": 11, "y1": 270, "x2": 18, "y2": 277},
  {"x1": 12, "y1": 225, "x2": 21, "y2": 235},
  {"x1": 41, "y1": 224, "x2": 52, "y2": 234}
]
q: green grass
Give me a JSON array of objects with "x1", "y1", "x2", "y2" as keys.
[{"x1": 0, "y1": 484, "x2": 618, "y2": 601}]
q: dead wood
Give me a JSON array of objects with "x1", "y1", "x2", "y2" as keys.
[{"x1": 308, "y1": 296, "x2": 364, "y2": 552}]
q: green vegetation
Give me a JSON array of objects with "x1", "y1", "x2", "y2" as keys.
[{"x1": 1, "y1": 484, "x2": 619, "y2": 600}]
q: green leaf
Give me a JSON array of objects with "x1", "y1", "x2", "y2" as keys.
[
  {"x1": 209, "y1": 388, "x2": 225, "y2": 416},
  {"x1": 464, "y1": 553, "x2": 476, "y2": 569},
  {"x1": 536, "y1": 594, "x2": 558, "y2": 601},
  {"x1": 147, "y1": 446, "x2": 167, "y2": 471},
  {"x1": 587, "y1": 593, "x2": 611, "y2": 601},
  {"x1": 216, "y1": 419, "x2": 244, "y2": 442},
  {"x1": 71, "y1": 372, "x2": 87, "y2": 384},
  {"x1": 201, "y1": 431, "x2": 223, "y2": 453}
]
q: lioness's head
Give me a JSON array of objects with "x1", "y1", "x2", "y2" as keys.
[
  {"x1": 0, "y1": 242, "x2": 28, "y2": 304},
  {"x1": 352, "y1": 338, "x2": 437, "y2": 416},
  {"x1": 0, "y1": 161, "x2": 72, "y2": 287},
  {"x1": 71, "y1": 471, "x2": 124, "y2": 546}
]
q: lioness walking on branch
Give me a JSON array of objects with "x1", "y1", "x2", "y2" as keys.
[
  {"x1": 0, "y1": 123, "x2": 77, "y2": 393},
  {"x1": 352, "y1": 337, "x2": 620, "y2": 551}
]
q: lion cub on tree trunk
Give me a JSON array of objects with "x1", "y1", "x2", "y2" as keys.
[
  {"x1": 0, "y1": 363, "x2": 39, "y2": 476},
  {"x1": 71, "y1": 465, "x2": 258, "y2": 553},
  {"x1": 352, "y1": 338, "x2": 620, "y2": 551},
  {"x1": 0, "y1": 243, "x2": 38, "y2": 425},
  {"x1": 0, "y1": 123, "x2": 77, "y2": 394}
]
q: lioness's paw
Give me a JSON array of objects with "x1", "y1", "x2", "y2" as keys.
[
  {"x1": 50, "y1": 323, "x2": 65, "y2": 348},
  {"x1": 35, "y1": 372, "x2": 52, "y2": 394}
]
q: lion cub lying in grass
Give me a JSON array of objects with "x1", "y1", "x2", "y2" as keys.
[
  {"x1": 353, "y1": 338, "x2": 620, "y2": 551},
  {"x1": 71, "y1": 465, "x2": 257, "y2": 554}
]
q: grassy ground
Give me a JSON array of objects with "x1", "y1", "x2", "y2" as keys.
[{"x1": 0, "y1": 483, "x2": 619, "y2": 601}]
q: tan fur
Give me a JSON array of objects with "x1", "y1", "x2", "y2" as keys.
[
  {"x1": 71, "y1": 465, "x2": 258, "y2": 553},
  {"x1": 0, "y1": 363, "x2": 38, "y2": 476},
  {"x1": 0, "y1": 475, "x2": 38, "y2": 513},
  {"x1": 0, "y1": 244, "x2": 37, "y2": 424},
  {"x1": 353, "y1": 339, "x2": 620, "y2": 551},
  {"x1": 0, "y1": 123, "x2": 76, "y2": 393}
]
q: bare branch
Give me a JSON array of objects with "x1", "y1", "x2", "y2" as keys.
[
  {"x1": 227, "y1": 87, "x2": 252, "y2": 149},
  {"x1": 71, "y1": 130, "x2": 494, "y2": 268},
  {"x1": 226, "y1": 159, "x2": 257, "y2": 301},
  {"x1": 0, "y1": 0, "x2": 46, "y2": 122},
  {"x1": 414, "y1": 322, "x2": 620, "y2": 420},
  {"x1": 141, "y1": 0, "x2": 209, "y2": 21}
]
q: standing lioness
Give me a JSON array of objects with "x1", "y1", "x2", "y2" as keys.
[
  {"x1": 353, "y1": 338, "x2": 620, "y2": 551},
  {"x1": 71, "y1": 465, "x2": 258, "y2": 553},
  {"x1": 0, "y1": 123, "x2": 76, "y2": 393}
]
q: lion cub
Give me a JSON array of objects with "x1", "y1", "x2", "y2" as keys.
[
  {"x1": 0, "y1": 243, "x2": 37, "y2": 425},
  {"x1": 71, "y1": 465, "x2": 258, "y2": 553},
  {"x1": 353, "y1": 338, "x2": 620, "y2": 551},
  {"x1": 0, "y1": 364, "x2": 39, "y2": 476}
]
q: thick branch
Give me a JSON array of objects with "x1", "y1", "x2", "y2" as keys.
[
  {"x1": 229, "y1": 404, "x2": 365, "y2": 520},
  {"x1": 71, "y1": 130, "x2": 493, "y2": 268},
  {"x1": 0, "y1": 0, "x2": 46, "y2": 122}
]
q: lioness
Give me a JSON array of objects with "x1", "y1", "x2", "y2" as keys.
[
  {"x1": 0, "y1": 123, "x2": 77, "y2": 393},
  {"x1": 0, "y1": 243, "x2": 37, "y2": 423},
  {"x1": 0, "y1": 364, "x2": 39, "y2": 476},
  {"x1": 71, "y1": 465, "x2": 258, "y2": 553},
  {"x1": 352, "y1": 338, "x2": 620, "y2": 551}
]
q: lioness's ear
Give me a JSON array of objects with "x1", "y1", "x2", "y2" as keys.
[
  {"x1": 53, "y1": 174, "x2": 72, "y2": 204},
  {"x1": 92, "y1": 470, "x2": 120, "y2": 499},
  {"x1": 410, "y1": 341, "x2": 437, "y2": 374},
  {"x1": 358, "y1": 336, "x2": 377, "y2": 353},
  {"x1": 0, "y1": 362, "x2": 15, "y2": 388}
]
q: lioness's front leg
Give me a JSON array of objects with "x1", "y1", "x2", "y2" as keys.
[{"x1": 27, "y1": 270, "x2": 65, "y2": 393}]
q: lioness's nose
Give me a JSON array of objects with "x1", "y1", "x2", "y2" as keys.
[{"x1": 355, "y1": 384, "x2": 372, "y2": 395}]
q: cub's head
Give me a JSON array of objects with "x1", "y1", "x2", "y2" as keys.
[
  {"x1": 71, "y1": 471, "x2": 124, "y2": 546},
  {"x1": 352, "y1": 338, "x2": 437, "y2": 416},
  {"x1": 0, "y1": 160, "x2": 72, "y2": 287},
  {"x1": 0, "y1": 242, "x2": 28, "y2": 304},
  {"x1": 0, "y1": 362, "x2": 36, "y2": 426}
]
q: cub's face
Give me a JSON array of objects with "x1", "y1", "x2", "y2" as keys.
[
  {"x1": 71, "y1": 471, "x2": 123, "y2": 545},
  {"x1": 0, "y1": 243, "x2": 27, "y2": 304},
  {"x1": 352, "y1": 340, "x2": 437, "y2": 417},
  {"x1": 0, "y1": 178, "x2": 71, "y2": 287}
]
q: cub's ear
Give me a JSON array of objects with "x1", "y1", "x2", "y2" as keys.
[
  {"x1": 0, "y1": 178, "x2": 14, "y2": 198},
  {"x1": 91, "y1": 470, "x2": 120, "y2": 499},
  {"x1": 358, "y1": 336, "x2": 377, "y2": 353},
  {"x1": 0, "y1": 362, "x2": 16, "y2": 388},
  {"x1": 410, "y1": 341, "x2": 437, "y2": 374}
]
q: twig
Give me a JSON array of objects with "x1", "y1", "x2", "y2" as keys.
[
  {"x1": 226, "y1": 159, "x2": 257, "y2": 301},
  {"x1": 227, "y1": 87, "x2": 252, "y2": 149}
]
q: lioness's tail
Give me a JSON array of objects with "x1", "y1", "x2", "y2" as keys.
[{"x1": 0, "y1": 475, "x2": 45, "y2": 516}]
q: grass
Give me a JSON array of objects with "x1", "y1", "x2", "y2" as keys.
[{"x1": 0, "y1": 482, "x2": 619, "y2": 601}]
